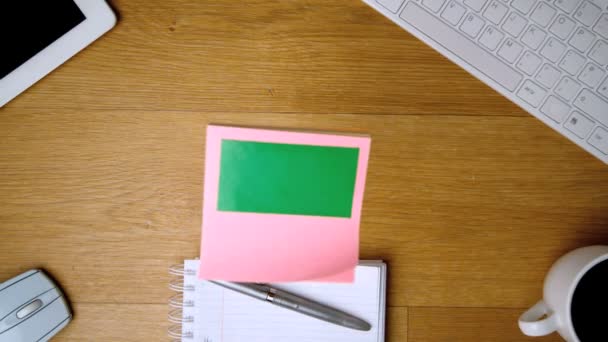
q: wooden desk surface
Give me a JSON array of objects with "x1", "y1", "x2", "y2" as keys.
[{"x1": 1, "y1": 0, "x2": 607, "y2": 341}]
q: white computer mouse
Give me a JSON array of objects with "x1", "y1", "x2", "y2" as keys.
[{"x1": 0, "y1": 269, "x2": 72, "y2": 342}]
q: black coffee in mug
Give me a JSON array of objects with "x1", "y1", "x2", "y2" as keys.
[{"x1": 571, "y1": 259, "x2": 608, "y2": 341}]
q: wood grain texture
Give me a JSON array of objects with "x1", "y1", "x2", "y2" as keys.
[
  {"x1": 2, "y1": 0, "x2": 523, "y2": 115},
  {"x1": 55, "y1": 304, "x2": 167, "y2": 341},
  {"x1": 387, "y1": 307, "x2": 408, "y2": 342},
  {"x1": 1, "y1": 110, "x2": 606, "y2": 309},
  {"x1": 1, "y1": 0, "x2": 608, "y2": 341},
  {"x1": 409, "y1": 307, "x2": 563, "y2": 342}
]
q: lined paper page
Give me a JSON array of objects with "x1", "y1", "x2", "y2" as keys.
[{"x1": 182, "y1": 260, "x2": 384, "y2": 342}]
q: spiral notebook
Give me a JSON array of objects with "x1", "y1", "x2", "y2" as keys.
[{"x1": 169, "y1": 260, "x2": 387, "y2": 342}]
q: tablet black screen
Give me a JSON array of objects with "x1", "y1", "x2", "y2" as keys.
[{"x1": 0, "y1": 1, "x2": 86, "y2": 79}]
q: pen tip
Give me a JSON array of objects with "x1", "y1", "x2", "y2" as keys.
[{"x1": 343, "y1": 317, "x2": 372, "y2": 331}]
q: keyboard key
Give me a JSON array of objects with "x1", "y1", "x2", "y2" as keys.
[
  {"x1": 536, "y1": 64, "x2": 562, "y2": 88},
  {"x1": 502, "y1": 12, "x2": 527, "y2": 37},
  {"x1": 400, "y1": 2, "x2": 523, "y2": 91},
  {"x1": 517, "y1": 80, "x2": 547, "y2": 106},
  {"x1": 442, "y1": 1, "x2": 467, "y2": 25},
  {"x1": 464, "y1": 0, "x2": 488, "y2": 11},
  {"x1": 578, "y1": 63, "x2": 605, "y2": 87},
  {"x1": 460, "y1": 13, "x2": 486, "y2": 38},
  {"x1": 574, "y1": 1, "x2": 602, "y2": 26},
  {"x1": 599, "y1": 76, "x2": 608, "y2": 98},
  {"x1": 589, "y1": 0, "x2": 608, "y2": 9},
  {"x1": 565, "y1": 111, "x2": 596, "y2": 138},
  {"x1": 594, "y1": 14, "x2": 608, "y2": 38},
  {"x1": 531, "y1": 3, "x2": 557, "y2": 27},
  {"x1": 376, "y1": 0, "x2": 404, "y2": 12},
  {"x1": 574, "y1": 89, "x2": 608, "y2": 126},
  {"x1": 540, "y1": 38, "x2": 567, "y2": 62},
  {"x1": 555, "y1": 76, "x2": 582, "y2": 100},
  {"x1": 569, "y1": 27, "x2": 596, "y2": 52},
  {"x1": 541, "y1": 96, "x2": 571, "y2": 122},
  {"x1": 498, "y1": 38, "x2": 524, "y2": 62},
  {"x1": 479, "y1": 26, "x2": 504, "y2": 50},
  {"x1": 556, "y1": 0, "x2": 582, "y2": 13},
  {"x1": 522, "y1": 25, "x2": 547, "y2": 49},
  {"x1": 423, "y1": 0, "x2": 447, "y2": 12},
  {"x1": 588, "y1": 127, "x2": 608, "y2": 154},
  {"x1": 588, "y1": 40, "x2": 608, "y2": 66},
  {"x1": 512, "y1": 0, "x2": 536, "y2": 14},
  {"x1": 517, "y1": 51, "x2": 542, "y2": 75},
  {"x1": 550, "y1": 15, "x2": 577, "y2": 39},
  {"x1": 559, "y1": 50, "x2": 587, "y2": 74},
  {"x1": 483, "y1": 1, "x2": 508, "y2": 24}
]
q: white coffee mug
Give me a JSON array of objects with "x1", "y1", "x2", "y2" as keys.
[{"x1": 518, "y1": 245, "x2": 608, "y2": 341}]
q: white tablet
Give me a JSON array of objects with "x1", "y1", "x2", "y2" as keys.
[{"x1": 0, "y1": 0, "x2": 116, "y2": 107}]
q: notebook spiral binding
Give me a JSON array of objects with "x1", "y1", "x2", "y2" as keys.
[{"x1": 168, "y1": 264, "x2": 196, "y2": 341}]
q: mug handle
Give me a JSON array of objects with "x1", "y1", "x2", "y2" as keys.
[{"x1": 518, "y1": 300, "x2": 559, "y2": 336}]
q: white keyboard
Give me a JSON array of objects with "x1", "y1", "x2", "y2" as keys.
[{"x1": 363, "y1": 0, "x2": 608, "y2": 164}]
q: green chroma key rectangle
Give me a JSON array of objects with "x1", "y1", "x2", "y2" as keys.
[{"x1": 217, "y1": 140, "x2": 360, "y2": 218}]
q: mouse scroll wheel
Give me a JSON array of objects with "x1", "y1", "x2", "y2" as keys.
[{"x1": 16, "y1": 299, "x2": 43, "y2": 319}]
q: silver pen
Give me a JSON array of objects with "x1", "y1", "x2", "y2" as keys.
[{"x1": 209, "y1": 281, "x2": 371, "y2": 331}]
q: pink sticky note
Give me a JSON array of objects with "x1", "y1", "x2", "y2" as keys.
[{"x1": 199, "y1": 125, "x2": 371, "y2": 282}]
